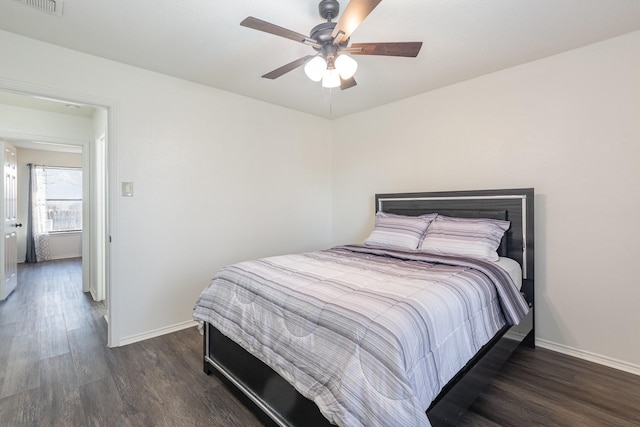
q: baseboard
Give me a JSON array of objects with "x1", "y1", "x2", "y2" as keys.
[
  {"x1": 536, "y1": 338, "x2": 640, "y2": 377},
  {"x1": 49, "y1": 254, "x2": 82, "y2": 260},
  {"x1": 118, "y1": 320, "x2": 199, "y2": 346}
]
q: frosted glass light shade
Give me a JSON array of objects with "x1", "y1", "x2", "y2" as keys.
[
  {"x1": 322, "y1": 68, "x2": 341, "y2": 88},
  {"x1": 335, "y1": 54, "x2": 358, "y2": 79},
  {"x1": 304, "y1": 56, "x2": 327, "y2": 82}
]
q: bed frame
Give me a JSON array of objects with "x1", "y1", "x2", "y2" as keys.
[{"x1": 202, "y1": 188, "x2": 535, "y2": 427}]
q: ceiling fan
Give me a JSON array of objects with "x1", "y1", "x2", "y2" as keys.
[{"x1": 240, "y1": 0, "x2": 423, "y2": 90}]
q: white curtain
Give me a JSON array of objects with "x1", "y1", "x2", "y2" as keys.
[{"x1": 31, "y1": 165, "x2": 51, "y2": 262}]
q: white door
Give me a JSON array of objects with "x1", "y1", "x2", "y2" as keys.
[{"x1": 0, "y1": 141, "x2": 18, "y2": 300}]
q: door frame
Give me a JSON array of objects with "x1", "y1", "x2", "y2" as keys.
[{"x1": 0, "y1": 78, "x2": 115, "y2": 347}]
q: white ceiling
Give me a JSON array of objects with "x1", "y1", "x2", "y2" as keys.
[{"x1": 1, "y1": 0, "x2": 640, "y2": 119}]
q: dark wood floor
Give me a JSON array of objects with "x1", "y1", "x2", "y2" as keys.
[
  {"x1": 1, "y1": 259, "x2": 639, "y2": 426},
  {"x1": 460, "y1": 346, "x2": 640, "y2": 426}
]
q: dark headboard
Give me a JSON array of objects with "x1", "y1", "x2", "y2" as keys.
[{"x1": 375, "y1": 188, "x2": 534, "y2": 304}]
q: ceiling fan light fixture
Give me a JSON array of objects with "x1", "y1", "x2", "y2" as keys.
[
  {"x1": 241, "y1": 0, "x2": 423, "y2": 92},
  {"x1": 322, "y1": 68, "x2": 341, "y2": 88},
  {"x1": 335, "y1": 54, "x2": 358, "y2": 79},
  {"x1": 304, "y1": 56, "x2": 328, "y2": 82}
]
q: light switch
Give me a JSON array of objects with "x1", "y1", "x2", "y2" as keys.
[{"x1": 122, "y1": 182, "x2": 134, "y2": 197}]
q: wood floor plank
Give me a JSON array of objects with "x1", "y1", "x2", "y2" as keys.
[
  {"x1": 0, "y1": 297, "x2": 27, "y2": 326},
  {"x1": 67, "y1": 327, "x2": 111, "y2": 386},
  {"x1": 78, "y1": 376, "x2": 131, "y2": 427},
  {"x1": 61, "y1": 299, "x2": 93, "y2": 331},
  {"x1": 198, "y1": 383, "x2": 266, "y2": 427},
  {"x1": 35, "y1": 289, "x2": 64, "y2": 319},
  {"x1": 1, "y1": 334, "x2": 40, "y2": 399},
  {"x1": 37, "y1": 313, "x2": 71, "y2": 359},
  {"x1": 104, "y1": 339, "x2": 176, "y2": 424},
  {"x1": 0, "y1": 322, "x2": 16, "y2": 385},
  {"x1": 0, "y1": 388, "x2": 40, "y2": 427},
  {"x1": 38, "y1": 353, "x2": 86, "y2": 427}
]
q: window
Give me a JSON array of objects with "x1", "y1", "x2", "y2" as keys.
[{"x1": 44, "y1": 167, "x2": 82, "y2": 232}]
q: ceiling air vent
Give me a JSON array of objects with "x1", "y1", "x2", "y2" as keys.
[{"x1": 14, "y1": 0, "x2": 63, "y2": 17}]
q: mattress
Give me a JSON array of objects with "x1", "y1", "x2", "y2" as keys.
[
  {"x1": 194, "y1": 245, "x2": 529, "y2": 427},
  {"x1": 493, "y1": 257, "x2": 522, "y2": 290}
]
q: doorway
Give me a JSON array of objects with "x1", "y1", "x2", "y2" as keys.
[{"x1": 0, "y1": 86, "x2": 111, "y2": 346}]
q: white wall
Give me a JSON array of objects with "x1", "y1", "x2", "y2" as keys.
[
  {"x1": 0, "y1": 30, "x2": 333, "y2": 346},
  {"x1": 16, "y1": 147, "x2": 83, "y2": 262},
  {"x1": 48, "y1": 232, "x2": 82, "y2": 260},
  {"x1": 331, "y1": 31, "x2": 640, "y2": 373}
]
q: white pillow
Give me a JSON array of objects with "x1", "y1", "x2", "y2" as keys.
[
  {"x1": 364, "y1": 212, "x2": 437, "y2": 250},
  {"x1": 418, "y1": 215, "x2": 510, "y2": 261}
]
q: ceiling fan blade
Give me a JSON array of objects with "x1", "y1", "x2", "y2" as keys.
[
  {"x1": 350, "y1": 42, "x2": 423, "y2": 57},
  {"x1": 331, "y1": 0, "x2": 382, "y2": 45},
  {"x1": 261, "y1": 55, "x2": 316, "y2": 80},
  {"x1": 340, "y1": 76, "x2": 357, "y2": 90},
  {"x1": 241, "y1": 17, "x2": 321, "y2": 48}
]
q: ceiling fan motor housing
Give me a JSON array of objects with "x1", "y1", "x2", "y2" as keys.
[
  {"x1": 310, "y1": 22, "x2": 337, "y2": 45},
  {"x1": 319, "y1": 0, "x2": 339, "y2": 21}
]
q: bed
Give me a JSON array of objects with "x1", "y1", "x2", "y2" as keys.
[{"x1": 194, "y1": 188, "x2": 534, "y2": 426}]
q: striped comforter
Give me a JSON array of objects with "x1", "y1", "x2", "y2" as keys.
[{"x1": 193, "y1": 245, "x2": 529, "y2": 427}]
